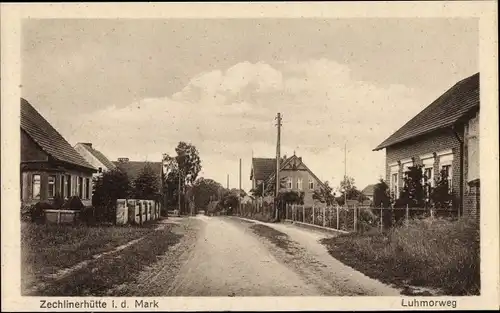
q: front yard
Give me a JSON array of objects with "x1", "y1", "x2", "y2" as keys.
[
  {"x1": 320, "y1": 217, "x2": 480, "y2": 296},
  {"x1": 21, "y1": 220, "x2": 182, "y2": 296}
]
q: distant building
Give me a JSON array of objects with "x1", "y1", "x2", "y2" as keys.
[
  {"x1": 250, "y1": 153, "x2": 326, "y2": 206},
  {"x1": 361, "y1": 184, "x2": 376, "y2": 202},
  {"x1": 374, "y1": 72, "x2": 479, "y2": 218},
  {"x1": 74, "y1": 142, "x2": 116, "y2": 178},
  {"x1": 112, "y1": 158, "x2": 163, "y2": 188},
  {"x1": 20, "y1": 98, "x2": 96, "y2": 207}
]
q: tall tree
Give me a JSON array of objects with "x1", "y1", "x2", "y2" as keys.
[
  {"x1": 175, "y1": 141, "x2": 202, "y2": 185},
  {"x1": 133, "y1": 163, "x2": 160, "y2": 200},
  {"x1": 192, "y1": 177, "x2": 224, "y2": 209},
  {"x1": 312, "y1": 181, "x2": 336, "y2": 206},
  {"x1": 162, "y1": 142, "x2": 202, "y2": 214}
]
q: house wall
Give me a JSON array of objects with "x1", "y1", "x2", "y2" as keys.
[
  {"x1": 463, "y1": 111, "x2": 480, "y2": 218},
  {"x1": 21, "y1": 166, "x2": 94, "y2": 207},
  {"x1": 385, "y1": 127, "x2": 466, "y2": 213},
  {"x1": 21, "y1": 130, "x2": 48, "y2": 162},
  {"x1": 74, "y1": 144, "x2": 107, "y2": 179},
  {"x1": 278, "y1": 169, "x2": 323, "y2": 206}
]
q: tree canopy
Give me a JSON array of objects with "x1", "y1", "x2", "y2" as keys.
[
  {"x1": 133, "y1": 163, "x2": 160, "y2": 200},
  {"x1": 312, "y1": 181, "x2": 336, "y2": 205}
]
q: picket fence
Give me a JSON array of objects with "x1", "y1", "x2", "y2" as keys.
[
  {"x1": 116, "y1": 199, "x2": 161, "y2": 225},
  {"x1": 285, "y1": 204, "x2": 459, "y2": 233}
]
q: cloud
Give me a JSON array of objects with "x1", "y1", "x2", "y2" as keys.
[{"x1": 74, "y1": 59, "x2": 429, "y2": 190}]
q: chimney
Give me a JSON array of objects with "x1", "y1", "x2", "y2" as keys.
[
  {"x1": 118, "y1": 157, "x2": 129, "y2": 162},
  {"x1": 79, "y1": 142, "x2": 93, "y2": 149}
]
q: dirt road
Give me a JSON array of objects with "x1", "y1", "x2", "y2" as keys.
[{"x1": 117, "y1": 215, "x2": 401, "y2": 296}]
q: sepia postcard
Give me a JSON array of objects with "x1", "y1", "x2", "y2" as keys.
[{"x1": 1, "y1": 2, "x2": 499, "y2": 311}]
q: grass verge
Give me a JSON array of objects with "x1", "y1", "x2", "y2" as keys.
[
  {"x1": 249, "y1": 224, "x2": 294, "y2": 254},
  {"x1": 25, "y1": 224, "x2": 182, "y2": 296},
  {"x1": 320, "y1": 217, "x2": 480, "y2": 295}
]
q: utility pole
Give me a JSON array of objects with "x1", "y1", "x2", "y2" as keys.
[
  {"x1": 239, "y1": 158, "x2": 242, "y2": 215},
  {"x1": 275, "y1": 112, "x2": 282, "y2": 220},
  {"x1": 227, "y1": 174, "x2": 229, "y2": 189},
  {"x1": 344, "y1": 142, "x2": 347, "y2": 207},
  {"x1": 178, "y1": 170, "x2": 182, "y2": 214}
]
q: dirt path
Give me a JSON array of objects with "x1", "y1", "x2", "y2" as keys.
[
  {"x1": 119, "y1": 215, "x2": 400, "y2": 296},
  {"x1": 238, "y1": 217, "x2": 402, "y2": 296}
]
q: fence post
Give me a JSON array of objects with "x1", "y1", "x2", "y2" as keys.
[
  {"x1": 336, "y1": 205, "x2": 339, "y2": 230},
  {"x1": 312, "y1": 206, "x2": 315, "y2": 225},
  {"x1": 323, "y1": 206, "x2": 326, "y2": 227},
  {"x1": 406, "y1": 204, "x2": 409, "y2": 227},
  {"x1": 354, "y1": 206, "x2": 357, "y2": 232},
  {"x1": 430, "y1": 206, "x2": 434, "y2": 219},
  {"x1": 303, "y1": 206, "x2": 305, "y2": 223},
  {"x1": 57, "y1": 211, "x2": 61, "y2": 224}
]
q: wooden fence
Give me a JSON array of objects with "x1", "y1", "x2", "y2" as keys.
[
  {"x1": 285, "y1": 204, "x2": 459, "y2": 233},
  {"x1": 239, "y1": 200, "x2": 276, "y2": 221}
]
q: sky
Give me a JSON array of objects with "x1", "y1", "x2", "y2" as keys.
[{"x1": 21, "y1": 18, "x2": 478, "y2": 193}]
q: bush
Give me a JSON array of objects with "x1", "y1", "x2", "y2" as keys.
[{"x1": 30, "y1": 201, "x2": 53, "y2": 223}]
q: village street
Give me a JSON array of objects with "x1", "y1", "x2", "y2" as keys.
[{"x1": 113, "y1": 216, "x2": 401, "y2": 297}]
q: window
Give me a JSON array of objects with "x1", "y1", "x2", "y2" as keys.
[
  {"x1": 309, "y1": 179, "x2": 314, "y2": 190},
  {"x1": 32, "y1": 174, "x2": 41, "y2": 200},
  {"x1": 297, "y1": 178, "x2": 303, "y2": 190},
  {"x1": 66, "y1": 175, "x2": 72, "y2": 197},
  {"x1": 441, "y1": 164, "x2": 452, "y2": 192},
  {"x1": 98, "y1": 167, "x2": 102, "y2": 173},
  {"x1": 85, "y1": 178, "x2": 90, "y2": 199},
  {"x1": 60, "y1": 175, "x2": 65, "y2": 198},
  {"x1": 438, "y1": 150, "x2": 453, "y2": 193},
  {"x1": 48, "y1": 175, "x2": 56, "y2": 198},
  {"x1": 391, "y1": 173, "x2": 399, "y2": 199},
  {"x1": 78, "y1": 177, "x2": 83, "y2": 198},
  {"x1": 286, "y1": 177, "x2": 292, "y2": 189}
]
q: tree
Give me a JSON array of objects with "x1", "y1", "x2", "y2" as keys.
[
  {"x1": 430, "y1": 168, "x2": 453, "y2": 209},
  {"x1": 92, "y1": 169, "x2": 131, "y2": 222},
  {"x1": 337, "y1": 176, "x2": 362, "y2": 205},
  {"x1": 162, "y1": 142, "x2": 202, "y2": 214},
  {"x1": 175, "y1": 141, "x2": 202, "y2": 185},
  {"x1": 277, "y1": 190, "x2": 304, "y2": 205},
  {"x1": 219, "y1": 192, "x2": 240, "y2": 215},
  {"x1": 312, "y1": 181, "x2": 336, "y2": 205},
  {"x1": 397, "y1": 165, "x2": 425, "y2": 208},
  {"x1": 133, "y1": 163, "x2": 160, "y2": 200},
  {"x1": 192, "y1": 177, "x2": 224, "y2": 209},
  {"x1": 373, "y1": 179, "x2": 391, "y2": 207}
]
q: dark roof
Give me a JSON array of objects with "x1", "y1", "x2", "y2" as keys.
[
  {"x1": 251, "y1": 158, "x2": 276, "y2": 181},
  {"x1": 20, "y1": 98, "x2": 96, "y2": 171},
  {"x1": 252, "y1": 155, "x2": 325, "y2": 189},
  {"x1": 374, "y1": 72, "x2": 479, "y2": 151},
  {"x1": 76, "y1": 143, "x2": 116, "y2": 170},
  {"x1": 113, "y1": 161, "x2": 162, "y2": 183},
  {"x1": 362, "y1": 184, "x2": 376, "y2": 196}
]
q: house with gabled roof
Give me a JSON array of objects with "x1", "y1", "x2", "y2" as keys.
[
  {"x1": 361, "y1": 184, "x2": 376, "y2": 202},
  {"x1": 20, "y1": 98, "x2": 97, "y2": 207},
  {"x1": 373, "y1": 72, "x2": 480, "y2": 218},
  {"x1": 74, "y1": 142, "x2": 116, "y2": 177},
  {"x1": 250, "y1": 153, "x2": 326, "y2": 206}
]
